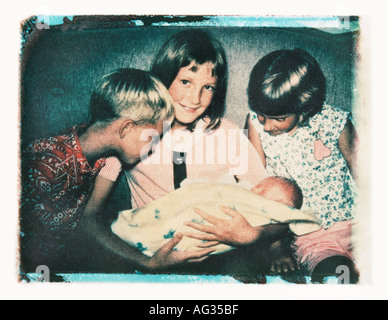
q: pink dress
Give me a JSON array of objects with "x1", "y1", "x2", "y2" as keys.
[{"x1": 99, "y1": 118, "x2": 268, "y2": 208}]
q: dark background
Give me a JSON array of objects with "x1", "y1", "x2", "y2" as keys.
[
  {"x1": 21, "y1": 17, "x2": 359, "y2": 143},
  {"x1": 19, "y1": 16, "x2": 360, "y2": 274}
]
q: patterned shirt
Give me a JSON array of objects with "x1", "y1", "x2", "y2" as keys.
[
  {"x1": 249, "y1": 104, "x2": 357, "y2": 229},
  {"x1": 20, "y1": 126, "x2": 106, "y2": 237}
]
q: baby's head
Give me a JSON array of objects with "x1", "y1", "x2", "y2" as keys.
[{"x1": 252, "y1": 176, "x2": 303, "y2": 209}]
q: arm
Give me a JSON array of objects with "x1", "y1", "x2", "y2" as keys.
[
  {"x1": 80, "y1": 211, "x2": 215, "y2": 271},
  {"x1": 84, "y1": 156, "x2": 122, "y2": 216},
  {"x1": 184, "y1": 206, "x2": 290, "y2": 248},
  {"x1": 245, "y1": 114, "x2": 267, "y2": 168},
  {"x1": 81, "y1": 177, "x2": 214, "y2": 271},
  {"x1": 83, "y1": 175, "x2": 115, "y2": 217},
  {"x1": 338, "y1": 118, "x2": 359, "y2": 183}
]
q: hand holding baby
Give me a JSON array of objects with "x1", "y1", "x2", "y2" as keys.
[
  {"x1": 183, "y1": 176, "x2": 303, "y2": 248},
  {"x1": 148, "y1": 233, "x2": 216, "y2": 270},
  {"x1": 184, "y1": 206, "x2": 261, "y2": 247}
]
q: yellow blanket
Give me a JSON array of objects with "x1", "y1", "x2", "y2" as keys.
[{"x1": 111, "y1": 183, "x2": 321, "y2": 257}]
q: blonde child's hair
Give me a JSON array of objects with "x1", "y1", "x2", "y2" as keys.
[{"x1": 89, "y1": 68, "x2": 175, "y2": 128}]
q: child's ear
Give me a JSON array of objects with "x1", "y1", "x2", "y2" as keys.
[{"x1": 119, "y1": 119, "x2": 136, "y2": 138}]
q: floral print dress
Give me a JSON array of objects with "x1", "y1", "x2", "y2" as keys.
[{"x1": 249, "y1": 104, "x2": 357, "y2": 229}]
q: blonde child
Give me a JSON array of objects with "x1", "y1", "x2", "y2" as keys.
[
  {"x1": 245, "y1": 48, "x2": 359, "y2": 282},
  {"x1": 20, "y1": 68, "x2": 175, "y2": 270}
]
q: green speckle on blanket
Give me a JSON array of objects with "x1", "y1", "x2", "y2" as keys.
[
  {"x1": 191, "y1": 218, "x2": 205, "y2": 224},
  {"x1": 163, "y1": 229, "x2": 176, "y2": 239},
  {"x1": 136, "y1": 242, "x2": 147, "y2": 253},
  {"x1": 131, "y1": 208, "x2": 140, "y2": 215},
  {"x1": 154, "y1": 209, "x2": 161, "y2": 219}
]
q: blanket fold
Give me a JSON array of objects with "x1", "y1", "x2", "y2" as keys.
[{"x1": 111, "y1": 183, "x2": 321, "y2": 257}]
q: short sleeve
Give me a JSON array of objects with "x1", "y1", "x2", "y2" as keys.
[
  {"x1": 310, "y1": 105, "x2": 350, "y2": 143},
  {"x1": 333, "y1": 107, "x2": 350, "y2": 139},
  {"x1": 99, "y1": 157, "x2": 122, "y2": 182},
  {"x1": 248, "y1": 111, "x2": 265, "y2": 137}
]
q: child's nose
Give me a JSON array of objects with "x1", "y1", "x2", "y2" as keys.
[
  {"x1": 263, "y1": 119, "x2": 276, "y2": 132},
  {"x1": 189, "y1": 87, "x2": 201, "y2": 105}
]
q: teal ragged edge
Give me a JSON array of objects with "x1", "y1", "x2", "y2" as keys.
[
  {"x1": 36, "y1": 15, "x2": 75, "y2": 27},
  {"x1": 23, "y1": 273, "x2": 339, "y2": 284},
  {"x1": 34, "y1": 15, "x2": 359, "y2": 33},
  {"x1": 152, "y1": 15, "x2": 355, "y2": 29}
]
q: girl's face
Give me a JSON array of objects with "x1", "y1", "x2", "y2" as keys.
[
  {"x1": 257, "y1": 113, "x2": 300, "y2": 136},
  {"x1": 169, "y1": 61, "x2": 217, "y2": 128}
]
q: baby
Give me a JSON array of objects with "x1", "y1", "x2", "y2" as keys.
[
  {"x1": 112, "y1": 176, "x2": 319, "y2": 259},
  {"x1": 252, "y1": 177, "x2": 304, "y2": 274},
  {"x1": 252, "y1": 176, "x2": 303, "y2": 210}
]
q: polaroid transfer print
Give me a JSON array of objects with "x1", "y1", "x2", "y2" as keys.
[{"x1": 19, "y1": 15, "x2": 366, "y2": 284}]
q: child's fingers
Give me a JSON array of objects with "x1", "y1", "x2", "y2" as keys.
[
  {"x1": 196, "y1": 241, "x2": 220, "y2": 249},
  {"x1": 185, "y1": 221, "x2": 215, "y2": 234},
  {"x1": 183, "y1": 248, "x2": 216, "y2": 263},
  {"x1": 187, "y1": 255, "x2": 212, "y2": 264},
  {"x1": 219, "y1": 206, "x2": 240, "y2": 218},
  {"x1": 163, "y1": 233, "x2": 183, "y2": 251},
  {"x1": 193, "y1": 208, "x2": 219, "y2": 225},
  {"x1": 271, "y1": 261, "x2": 297, "y2": 275},
  {"x1": 280, "y1": 263, "x2": 289, "y2": 274},
  {"x1": 182, "y1": 231, "x2": 218, "y2": 242}
]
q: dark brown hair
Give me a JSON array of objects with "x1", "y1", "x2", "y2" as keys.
[
  {"x1": 151, "y1": 29, "x2": 228, "y2": 131},
  {"x1": 248, "y1": 49, "x2": 326, "y2": 125}
]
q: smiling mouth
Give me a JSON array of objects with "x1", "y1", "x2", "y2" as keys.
[{"x1": 181, "y1": 105, "x2": 199, "y2": 113}]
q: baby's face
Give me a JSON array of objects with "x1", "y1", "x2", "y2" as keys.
[{"x1": 251, "y1": 177, "x2": 296, "y2": 208}]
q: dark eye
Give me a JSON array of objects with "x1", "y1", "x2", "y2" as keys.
[
  {"x1": 204, "y1": 85, "x2": 215, "y2": 92},
  {"x1": 181, "y1": 80, "x2": 190, "y2": 85}
]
